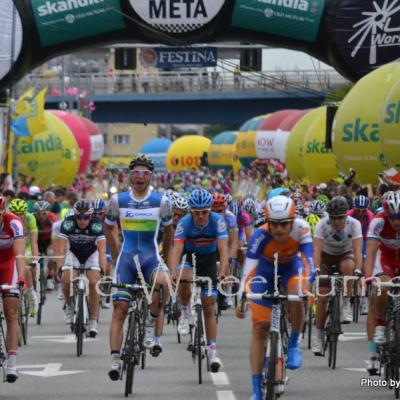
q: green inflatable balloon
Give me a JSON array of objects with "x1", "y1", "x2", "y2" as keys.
[
  {"x1": 381, "y1": 65, "x2": 400, "y2": 168},
  {"x1": 333, "y1": 62, "x2": 400, "y2": 184},
  {"x1": 285, "y1": 108, "x2": 319, "y2": 181},
  {"x1": 302, "y1": 107, "x2": 339, "y2": 184}
]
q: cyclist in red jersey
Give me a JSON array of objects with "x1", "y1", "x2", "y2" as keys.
[
  {"x1": 34, "y1": 201, "x2": 59, "y2": 289},
  {"x1": 0, "y1": 195, "x2": 26, "y2": 382},
  {"x1": 364, "y1": 191, "x2": 400, "y2": 375}
]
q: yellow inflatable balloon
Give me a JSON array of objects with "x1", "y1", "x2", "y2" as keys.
[
  {"x1": 46, "y1": 112, "x2": 81, "y2": 187},
  {"x1": 236, "y1": 130, "x2": 257, "y2": 168},
  {"x1": 285, "y1": 108, "x2": 319, "y2": 180},
  {"x1": 302, "y1": 107, "x2": 339, "y2": 184},
  {"x1": 17, "y1": 114, "x2": 63, "y2": 186},
  {"x1": 333, "y1": 62, "x2": 400, "y2": 184},
  {"x1": 381, "y1": 64, "x2": 400, "y2": 167},
  {"x1": 166, "y1": 135, "x2": 211, "y2": 171},
  {"x1": 209, "y1": 131, "x2": 241, "y2": 173}
]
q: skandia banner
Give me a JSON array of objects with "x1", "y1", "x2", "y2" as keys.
[
  {"x1": 330, "y1": 0, "x2": 400, "y2": 78},
  {"x1": 231, "y1": 0, "x2": 326, "y2": 42},
  {"x1": 31, "y1": 0, "x2": 125, "y2": 46},
  {"x1": 129, "y1": 0, "x2": 226, "y2": 34},
  {"x1": 140, "y1": 47, "x2": 217, "y2": 69}
]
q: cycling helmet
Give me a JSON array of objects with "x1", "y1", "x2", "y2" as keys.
[
  {"x1": 353, "y1": 195, "x2": 370, "y2": 210},
  {"x1": 267, "y1": 187, "x2": 291, "y2": 200},
  {"x1": 212, "y1": 193, "x2": 227, "y2": 208},
  {"x1": 305, "y1": 213, "x2": 320, "y2": 234},
  {"x1": 225, "y1": 194, "x2": 233, "y2": 204},
  {"x1": 254, "y1": 210, "x2": 266, "y2": 228},
  {"x1": 34, "y1": 201, "x2": 50, "y2": 213},
  {"x1": 9, "y1": 199, "x2": 28, "y2": 215},
  {"x1": 172, "y1": 196, "x2": 190, "y2": 211},
  {"x1": 129, "y1": 154, "x2": 154, "y2": 171},
  {"x1": 29, "y1": 186, "x2": 41, "y2": 196},
  {"x1": 0, "y1": 196, "x2": 6, "y2": 211},
  {"x1": 92, "y1": 198, "x2": 106, "y2": 212},
  {"x1": 73, "y1": 200, "x2": 94, "y2": 215},
  {"x1": 188, "y1": 189, "x2": 213, "y2": 209},
  {"x1": 65, "y1": 209, "x2": 75, "y2": 218},
  {"x1": 384, "y1": 191, "x2": 400, "y2": 215},
  {"x1": 309, "y1": 200, "x2": 326, "y2": 216},
  {"x1": 264, "y1": 196, "x2": 296, "y2": 221},
  {"x1": 316, "y1": 194, "x2": 329, "y2": 205},
  {"x1": 326, "y1": 196, "x2": 349, "y2": 217},
  {"x1": 243, "y1": 198, "x2": 256, "y2": 215}
]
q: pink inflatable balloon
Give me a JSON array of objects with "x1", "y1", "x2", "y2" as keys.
[
  {"x1": 50, "y1": 110, "x2": 91, "y2": 173},
  {"x1": 80, "y1": 117, "x2": 104, "y2": 162},
  {"x1": 258, "y1": 109, "x2": 298, "y2": 130}
]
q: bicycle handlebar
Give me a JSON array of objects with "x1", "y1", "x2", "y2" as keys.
[
  {"x1": 0, "y1": 284, "x2": 18, "y2": 290},
  {"x1": 245, "y1": 292, "x2": 313, "y2": 302}
]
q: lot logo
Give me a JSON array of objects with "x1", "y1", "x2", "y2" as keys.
[
  {"x1": 348, "y1": 0, "x2": 400, "y2": 65},
  {"x1": 129, "y1": 0, "x2": 225, "y2": 33}
]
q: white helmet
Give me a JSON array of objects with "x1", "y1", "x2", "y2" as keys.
[
  {"x1": 384, "y1": 191, "x2": 400, "y2": 215},
  {"x1": 29, "y1": 186, "x2": 41, "y2": 196},
  {"x1": 264, "y1": 195, "x2": 296, "y2": 221}
]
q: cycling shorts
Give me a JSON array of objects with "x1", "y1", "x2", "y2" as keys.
[
  {"x1": 0, "y1": 258, "x2": 20, "y2": 299},
  {"x1": 373, "y1": 250, "x2": 400, "y2": 278},
  {"x1": 318, "y1": 251, "x2": 355, "y2": 288},
  {"x1": 62, "y1": 250, "x2": 100, "y2": 271},
  {"x1": 246, "y1": 256, "x2": 305, "y2": 325},
  {"x1": 112, "y1": 251, "x2": 168, "y2": 302}
]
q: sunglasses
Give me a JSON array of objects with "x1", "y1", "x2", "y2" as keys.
[
  {"x1": 36, "y1": 212, "x2": 48, "y2": 217},
  {"x1": 212, "y1": 208, "x2": 225, "y2": 214},
  {"x1": 75, "y1": 214, "x2": 91, "y2": 221},
  {"x1": 388, "y1": 215, "x2": 400, "y2": 221},
  {"x1": 131, "y1": 170, "x2": 152, "y2": 177},
  {"x1": 330, "y1": 215, "x2": 346, "y2": 221},
  {"x1": 93, "y1": 212, "x2": 105, "y2": 217},
  {"x1": 269, "y1": 220, "x2": 292, "y2": 228},
  {"x1": 191, "y1": 208, "x2": 211, "y2": 215}
]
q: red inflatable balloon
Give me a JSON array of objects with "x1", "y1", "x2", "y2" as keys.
[
  {"x1": 50, "y1": 111, "x2": 91, "y2": 173},
  {"x1": 80, "y1": 117, "x2": 104, "y2": 162}
]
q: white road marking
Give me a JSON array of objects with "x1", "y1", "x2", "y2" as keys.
[
  {"x1": 31, "y1": 334, "x2": 99, "y2": 343},
  {"x1": 19, "y1": 363, "x2": 87, "y2": 378},
  {"x1": 210, "y1": 371, "x2": 230, "y2": 385},
  {"x1": 216, "y1": 391, "x2": 236, "y2": 400}
]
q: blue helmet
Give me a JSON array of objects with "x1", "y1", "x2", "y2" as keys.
[
  {"x1": 92, "y1": 198, "x2": 106, "y2": 212},
  {"x1": 353, "y1": 195, "x2": 370, "y2": 210},
  {"x1": 267, "y1": 187, "x2": 291, "y2": 200},
  {"x1": 188, "y1": 189, "x2": 213, "y2": 209},
  {"x1": 309, "y1": 200, "x2": 326, "y2": 216}
]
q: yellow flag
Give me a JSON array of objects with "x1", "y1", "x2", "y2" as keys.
[
  {"x1": 26, "y1": 87, "x2": 48, "y2": 135},
  {"x1": 14, "y1": 85, "x2": 35, "y2": 116}
]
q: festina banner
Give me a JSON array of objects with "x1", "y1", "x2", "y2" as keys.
[{"x1": 140, "y1": 47, "x2": 218, "y2": 68}]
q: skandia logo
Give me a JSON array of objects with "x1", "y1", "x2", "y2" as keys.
[
  {"x1": 37, "y1": 0, "x2": 105, "y2": 17},
  {"x1": 257, "y1": 0, "x2": 309, "y2": 11},
  {"x1": 341, "y1": 118, "x2": 379, "y2": 143},
  {"x1": 305, "y1": 139, "x2": 333, "y2": 154}
]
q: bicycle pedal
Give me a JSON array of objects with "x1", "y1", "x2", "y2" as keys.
[{"x1": 151, "y1": 345, "x2": 162, "y2": 357}]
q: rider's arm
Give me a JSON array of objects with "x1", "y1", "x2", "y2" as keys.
[
  {"x1": 55, "y1": 237, "x2": 68, "y2": 269},
  {"x1": 313, "y1": 237, "x2": 323, "y2": 270},
  {"x1": 30, "y1": 231, "x2": 39, "y2": 260},
  {"x1": 96, "y1": 238, "x2": 107, "y2": 272},
  {"x1": 217, "y1": 238, "x2": 229, "y2": 276},
  {"x1": 167, "y1": 240, "x2": 184, "y2": 277},
  {"x1": 14, "y1": 238, "x2": 26, "y2": 277},
  {"x1": 228, "y1": 229, "x2": 239, "y2": 259},
  {"x1": 160, "y1": 195, "x2": 174, "y2": 264},
  {"x1": 162, "y1": 224, "x2": 173, "y2": 264},
  {"x1": 352, "y1": 237, "x2": 363, "y2": 270},
  {"x1": 363, "y1": 239, "x2": 380, "y2": 277},
  {"x1": 104, "y1": 224, "x2": 120, "y2": 264}
]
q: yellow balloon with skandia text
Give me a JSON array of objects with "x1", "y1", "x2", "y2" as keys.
[
  {"x1": 381, "y1": 65, "x2": 400, "y2": 167},
  {"x1": 302, "y1": 106, "x2": 339, "y2": 184},
  {"x1": 285, "y1": 108, "x2": 320, "y2": 181},
  {"x1": 166, "y1": 135, "x2": 211, "y2": 171},
  {"x1": 333, "y1": 62, "x2": 400, "y2": 184},
  {"x1": 46, "y1": 112, "x2": 81, "y2": 187},
  {"x1": 17, "y1": 113, "x2": 63, "y2": 186}
]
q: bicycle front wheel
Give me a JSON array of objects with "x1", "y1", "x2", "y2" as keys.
[
  {"x1": 195, "y1": 305, "x2": 203, "y2": 384},
  {"x1": 76, "y1": 290, "x2": 84, "y2": 357},
  {"x1": 266, "y1": 331, "x2": 278, "y2": 400},
  {"x1": 37, "y1": 262, "x2": 46, "y2": 325},
  {"x1": 124, "y1": 312, "x2": 138, "y2": 397},
  {"x1": 329, "y1": 294, "x2": 341, "y2": 369}
]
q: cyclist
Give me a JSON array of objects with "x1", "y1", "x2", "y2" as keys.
[
  {"x1": 171, "y1": 194, "x2": 190, "y2": 231},
  {"x1": 0, "y1": 195, "x2": 27, "y2": 382},
  {"x1": 236, "y1": 195, "x2": 314, "y2": 400},
  {"x1": 364, "y1": 191, "x2": 400, "y2": 374},
  {"x1": 106, "y1": 155, "x2": 173, "y2": 380},
  {"x1": 168, "y1": 188, "x2": 229, "y2": 373},
  {"x1": 56, "y1": 200, "x2": 106, "y2": 336},
  {"x1": 305, "y1": 200, "x2": 327, "y2": 236},
  {"x1": 34, "y1": 201, "x2": 59, "y2": 290},
  {"x1": 312, "y1": 196, "x2": 363, "y2": 355},
  {"x1": 8, "y1": 199, "x2": 39, "y2": 316}
]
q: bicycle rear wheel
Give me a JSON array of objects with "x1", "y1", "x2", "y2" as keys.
[
  {"x1": 195, "y1": 305, "x2": 203, "y2": 384},
  {"x1": 76, "y1": 290, "x2": 84, "y2": 357},
  {"x1": 266, "y1": 331, "x2": 278, "y2": 400}
]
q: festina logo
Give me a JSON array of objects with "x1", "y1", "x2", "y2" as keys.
[
  {"x1": 158, "y1": 49, "x2": 216, "y2": 63},
  {"x1": 257, "y1": 0, "x2": 309, "y2": 11},
  {"x1": 37, "y1": 0, "x2": 105, "y2": 17},
  {"x1": 149, "y1": 0, "x2": 208, "y2": 19},
  {"x1": 348, "y1": 0, "x2": 400, "y2": 65}
]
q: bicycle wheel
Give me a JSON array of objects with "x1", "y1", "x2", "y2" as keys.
[
  {"x1": 124, "y1": 311, "x2": 138, "y2": 397},
  {"x1": 307, "y1": 304, "x2": 313, "y2": 350},
  {"x1": 138, "y1": 295, "x2": 147, "y2": 370},
  {"x1": 23, "y1": 295, "x2": 29, "y2": 345},
  {"x1": 76, "y1": 290, "x2": 84, "y2": 357},
  {"x1": 195, "y1": 305, "x2": 203, "y2": 384},
  {"x1": 266, "y1": 331, "x2": 278, "y2": 400},
  {"x1": 352, "y1": 296, "x2": 359, "y2": 323},
  {"x1": 37, "y1": 261, "x2": 46, "y2": 325},
  {"x1": 329, "y1": 294, "x2": 341, "y2": 370},
  {"x1": 19, "y1": 300, "x2": 26, "y2": 346}
]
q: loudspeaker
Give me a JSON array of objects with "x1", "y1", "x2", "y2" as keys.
[
  {"x1": 114, "y1": 48, "x2": 137, "y2": 70},
  {"x1": 240, "y1": 49, "x2": 262, "y2": 72}
]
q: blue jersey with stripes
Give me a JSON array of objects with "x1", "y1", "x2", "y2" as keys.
[{"x1": 174, "y1": 212, "x2": 228, "y2": 254}]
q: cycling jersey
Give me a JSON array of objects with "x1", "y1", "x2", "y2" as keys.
[
  {"x1": 314, "y1": 216, "x2": 362, "y2": 256},
  {"x1": 224, "y1": 210, "x2": 238, "y2": 232},
  {"x1": 58, "y1": 216, "x2": 105, "y2": 265},
  {"x1": 347, "y1": 209, "x2": 374, "y2": 238},
  {"x1": 368, "y1": 212, "x2": 400, "y2": 275},
  {"x1": 237, "y1": 210, "x2": 252, "y2": 242},
  {"x1": 36, "y1": 212, "x2": 58, "y2": 243},
  {"x1": 174, "y1": 212, "x2": 228, "y2": 254},
  {"x1": 106, "y1": 190, "x2": 172, "y2": 298},
  {"x1": 24, "y1": 212, "x2": 38, "y2": 236}
]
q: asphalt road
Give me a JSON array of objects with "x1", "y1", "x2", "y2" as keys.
[{"x1": 0, "y1": 293, "x2": 396, "y2": 400}]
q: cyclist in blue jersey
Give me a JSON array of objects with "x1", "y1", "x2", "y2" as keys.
[
  {"x1": 168, "y1": 189, "x2": 229, "y2": 373},
  {"x1": 105, "y1": 155, "x2": 173, "y2": 381}
]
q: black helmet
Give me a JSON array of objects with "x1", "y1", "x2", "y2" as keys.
[
  {"x1": 129, "y1": 154, "x2": 154, "y2": 172},
  {"x1": 326, "y1": 196, "x2": 349, "y2": 217},
  {"x1": 73, "y1": 200, "x2": 94, "y2": 215}
]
